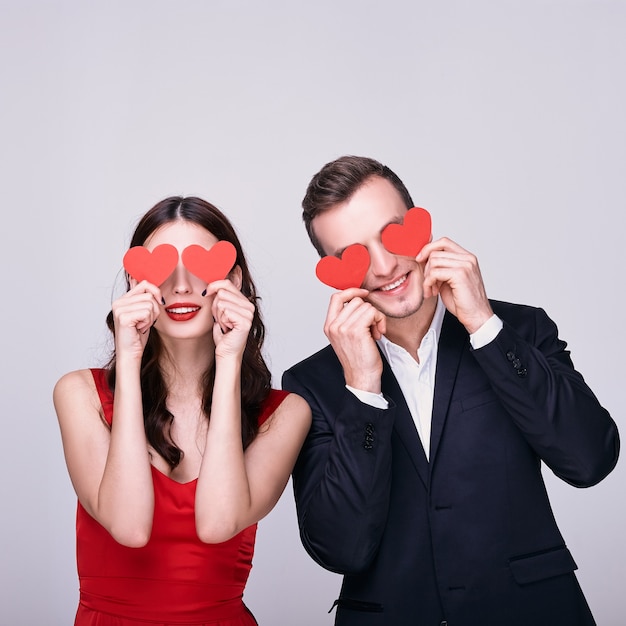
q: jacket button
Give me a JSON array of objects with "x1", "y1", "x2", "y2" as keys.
[
  {"x1": 517, "y1": 367, "x2": 527, "y2": 378},
  {"x1": 506, "y1": 351, "x2": 515, "y2": 361},
  {"x1": 440, "y1": 621, "x2": 448, "y2": 626}
]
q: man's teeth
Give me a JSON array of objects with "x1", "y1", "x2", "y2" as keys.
[
  {"x1": 167, "y1": 307, "x2": 200, "y2": 314},
  {"x1": 380, "y1": 276, "x2": 406, "y2": 292}
]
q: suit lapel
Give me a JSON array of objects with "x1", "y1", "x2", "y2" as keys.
[
  {"x1": 381, "y1": 353, "x2": 430, "y2": 488},
  {"x1": 429, "y1": 311, "x2": 468, "y2": 464}
]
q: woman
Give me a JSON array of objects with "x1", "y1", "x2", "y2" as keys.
[{"x1": 53, "y1": 196, "x2": 311, "y2": 625}]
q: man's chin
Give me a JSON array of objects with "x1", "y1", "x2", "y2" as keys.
[
  {"x1": 367, "y1": 296, "x2": 424, "y2": 320},
  {"x1": 382, "y1": 308, "x2": 422, "y2": 320}
]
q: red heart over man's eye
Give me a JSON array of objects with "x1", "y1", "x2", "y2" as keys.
[
  {"x1": 123, "y1": 244, "x2": 179, "y2": 285},
  {"x1": 181, "y1": 241, "x2": 237, "y2": 284},
  {"x1": 381, "y1": 207, "x2": 432, "y2": 257},
  {"x1": 315, "y1": 244, "x2": 370, "y2": 290}
]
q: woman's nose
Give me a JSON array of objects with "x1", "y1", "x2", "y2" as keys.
[{"x1": 171, "y1": 262, "x2": 193, "y2": 294}]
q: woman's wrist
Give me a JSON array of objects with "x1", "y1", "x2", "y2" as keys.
[
  {"x1": 214, "y1": 352, "x2": 244, "y2": 369},
  {"x1": 114, "y1": 354, "x2": 144, "y2": 378}
]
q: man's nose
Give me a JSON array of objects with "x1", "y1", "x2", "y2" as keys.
[{"x1": 368, "y1": 243, "x2": 396, "y2": 278}]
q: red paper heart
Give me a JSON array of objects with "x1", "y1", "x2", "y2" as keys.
[
  {"x1": 315, "y1": 244, "x2": 370, "y2": 290},
  {"x1": 181, "y1": 240, "x2": 237, "y2": 284},
  {"x1": 123, "y1": 244, "x2": 179, "y2": 285},
  {"x1": 381, "y1": 207, "x2": 432, "y2": 257}
]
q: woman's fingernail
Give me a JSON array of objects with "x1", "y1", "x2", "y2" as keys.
[{"x1": 201, "y1": 288, "x2": 207, "y2": 297}]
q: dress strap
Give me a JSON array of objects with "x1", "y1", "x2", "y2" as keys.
[
  {"x1": 258, "y1": 389, "x2": 290, "y2": 426},
  {"x1": 90, "y1": 368, "x2": 114, "y2": 426}
]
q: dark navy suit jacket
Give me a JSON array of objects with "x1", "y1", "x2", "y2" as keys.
[{"x1": 282, "y1": 301, "x2": 619, "y2": 626}]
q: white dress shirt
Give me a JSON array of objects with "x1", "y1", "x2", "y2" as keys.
[{"x1": 347, "y1": 298, "x2": 503, "y2": 460}]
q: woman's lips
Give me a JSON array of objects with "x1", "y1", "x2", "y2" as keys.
[{"x1": 165, "y1": 303, "x2": 201, "y2": 322}]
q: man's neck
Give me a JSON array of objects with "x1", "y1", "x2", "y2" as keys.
[{"x1": 383, "y1": 296, "x2": 439, "y2": 360}]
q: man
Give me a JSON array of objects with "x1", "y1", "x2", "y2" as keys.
[{"x1": 282, "y1": 155, "x2": 619, "y2": 626}]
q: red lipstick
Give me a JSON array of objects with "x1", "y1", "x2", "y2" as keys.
[{"x1": 164, "y1": 302, "x2": 201, "y2": 322}]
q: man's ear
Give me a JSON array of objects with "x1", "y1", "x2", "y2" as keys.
[{"x1": 229, "y1": 264, "x2": 243, "y2": 290}]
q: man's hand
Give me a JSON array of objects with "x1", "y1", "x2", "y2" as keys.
[
  {"x1": 417, "y1": 237, "x2": 493, "y2": 334},
  {"x1": 324, "y1": 288, "x2": 386, "y2": 394}
]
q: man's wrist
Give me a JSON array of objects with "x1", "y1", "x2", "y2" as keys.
[{"x1": 470, "y1": 314, "x2": 503, "y2": 349}]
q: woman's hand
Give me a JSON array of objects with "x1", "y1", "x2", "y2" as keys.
[
  {"x1": 111, "y1": 281, "x2": 163, "y2": 360},
  {"x1": 204, "y1": 279, "x2": 254, "y2": 360}
]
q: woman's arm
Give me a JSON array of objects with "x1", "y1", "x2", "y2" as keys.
[
  {"x1": 196, "y1": 387, "x2": 311, "y2": 543},
  {"x1": 53, "y1": 281, "x2": 162, "y2": 547},
  {"x1": 194, "y1": 280, "x2": 311, "y2": 543}
]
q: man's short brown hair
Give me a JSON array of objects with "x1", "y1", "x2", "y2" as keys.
[{"x1": 302, "y1": 155, "x2": 414, "y2": 256}]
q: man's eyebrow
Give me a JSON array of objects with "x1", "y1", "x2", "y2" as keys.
[
  {"x1": 334, "y1": 245, "x2": 351, "y2": 257},
  {"x1": 384, "y1": 216, "x2": 404, "y2": 228},
  {"x1": 375, "y1": 216, "x2": 404, "y2": 239},
  {"x1": 332, "y1": 217, "x2": 404, "y2": 257}
]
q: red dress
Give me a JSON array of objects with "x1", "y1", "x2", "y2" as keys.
[{"x1": 74, "y1": 369, "x2": 289, "y2": 626}]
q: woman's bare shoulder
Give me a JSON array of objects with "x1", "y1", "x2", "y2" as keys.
[
  {"x1": 54, "y1": 368, "x2": 95, "y2": 394},
  {"x1": 53, "y1": 369, "x2": 101, "y2": 418},
  {"x1": 263, "y1": 391, "x2": 311, "y2": 430}
]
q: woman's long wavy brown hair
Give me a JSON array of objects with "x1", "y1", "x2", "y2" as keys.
[{"x1": 105, "y1": 196, "x2": 271, "y2": 468}]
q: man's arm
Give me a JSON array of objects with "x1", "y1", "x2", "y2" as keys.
[
  {"x1": 283, "y1": 364, "x2": 395, "y2": 575},
  {"x1": 473, "y1": 305, "x2": 619, "y2": 487},
  {"x1": 418, "y1": 237, "x2": 619, "y2": 485}
]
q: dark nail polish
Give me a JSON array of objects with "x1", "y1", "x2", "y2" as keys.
[
  {"x1": 161, "y1": 297, "x2": 166, "y2": 305},
  {"x1": 201, "y1": 288, "x2": 207, "y2": 297}
]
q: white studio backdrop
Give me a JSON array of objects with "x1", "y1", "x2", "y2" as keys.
[{"x1": 1, "y1": 1, "x2": 624, "y2": 624}]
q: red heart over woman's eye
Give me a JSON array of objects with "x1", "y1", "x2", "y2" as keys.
[
  {"x1": 315, "y1": 244, "x2": 370, "y2": 290},
  {"x1": 381, "y1": 207, "x2": 432, "y2": 257},
  {"x1": 181, "y1": 241, "x2": 237, "y2": 284},
  {"x1": 123, "y1": 244, "x2": 179, "y2": 285}
]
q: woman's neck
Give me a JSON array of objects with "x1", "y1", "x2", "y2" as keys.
[{"x1": 158, "y1": 335, "x2": 215, "y2": 400}]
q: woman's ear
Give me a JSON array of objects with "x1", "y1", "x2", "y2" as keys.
[{"x1": 229, "y1": 265, "x2": 243, "y2": 290}]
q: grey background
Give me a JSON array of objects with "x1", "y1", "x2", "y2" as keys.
[{"x1": 1, "y1": 1, "x2": 624, "y2": 624}]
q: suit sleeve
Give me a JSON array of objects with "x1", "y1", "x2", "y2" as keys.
[
  {"x1": 282, "y1": 367, "x2": 396, "y2": 575},
  {"x1": 472, "y1": 306, "x2": 619, "y2": 487}
]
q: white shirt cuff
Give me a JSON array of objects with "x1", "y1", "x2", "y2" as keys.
[
  {"x1": 469, "y1": 314, "x2": 503, "y2": 349},
  {"x1": 345, "y1": 385, "x2": 389, "y2": 409}
]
